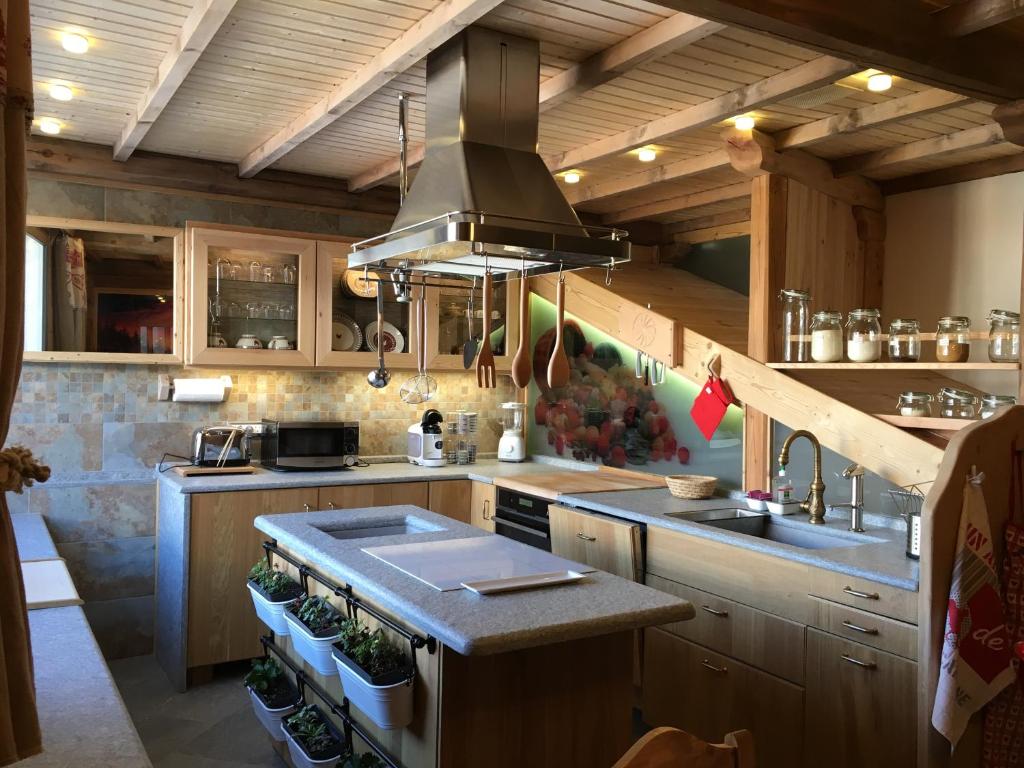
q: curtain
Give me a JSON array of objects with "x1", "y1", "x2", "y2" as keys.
[
  {"x1": 50, "y1": 233, "x2": 86, "y2": 352},
  {"x1": 0, "y1": 0, "x2": 51, "y2": 764}
]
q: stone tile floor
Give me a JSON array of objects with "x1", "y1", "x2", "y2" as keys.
[{"x1": 110, "y1": 655, "x2": 285, "y2": 768}]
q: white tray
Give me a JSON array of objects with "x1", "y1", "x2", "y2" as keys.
[{"x1": 462, "y1": 570, "x2": 588, "y2": 595}]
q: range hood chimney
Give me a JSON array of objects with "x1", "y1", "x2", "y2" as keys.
[{"x1": 350, "y1": 26, "x2": 629, "y2": 281}]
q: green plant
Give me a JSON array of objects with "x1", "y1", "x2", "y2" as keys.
[
  {"x1": 285, "y1": 706, "x2": 338, "y2": 757},
  {"x1": 336, "y1": 617, "x2": 407, "y2": 678},
  {"x1": 295, "y1": 596, "x2": 342, "y2": 635},
  {"x1": 248, "y1": 560, "x2": 300, "y2": 599},
  {"x1": 342, "y1": 752, "x2": 385, "y2": 768},
  {"x1": 244, "y1": 657, "x2": 297, "y2": 709}
]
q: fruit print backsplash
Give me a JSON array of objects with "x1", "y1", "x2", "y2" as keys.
[{"x1": 527, "y1": 295, "x2": 743, "y2": 487}]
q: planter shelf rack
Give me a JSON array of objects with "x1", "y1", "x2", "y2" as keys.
[{"x1": 262, "y1": 635, "x2": 404, "y2": 768}]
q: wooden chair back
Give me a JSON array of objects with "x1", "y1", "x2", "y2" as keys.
[{"x1": 612, "y1": 727, "x2": 755, "y2": 768}]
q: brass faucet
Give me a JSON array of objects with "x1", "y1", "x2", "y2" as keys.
[{"x1": 777, "y1": 430, "x2": 827, "y2": 525}]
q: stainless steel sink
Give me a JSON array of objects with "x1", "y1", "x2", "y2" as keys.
[
  {"x1": 315, "y1": 516, "x2": 439, "y2": 540},
  {"x1": 665, "y1": 508, "x2": 874, "y2": 550}
]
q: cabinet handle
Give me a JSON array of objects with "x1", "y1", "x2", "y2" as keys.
[
  {"x1": 303, "y1": 503, "x2": 311, "y2": 512},
  {"x1": 842, "y1": 586, "x2": 880, "y2": 600},
  {"x1": 701, "y1": 660, "x2": 728, "y2": 674},
  {"x1": 842, "y1": 620, "x2": 879, "y2": 636},
  {"x1": 841, "y1": 654, "x2": 877, "y2": 670},
  {"x1": 483, "y1": 500, "x2": 491, "y2": 520},
  {"x1": 701, "y1": 605, "x2": 729, "y2": 618},
  {"x1": 576, "y1": 532, "x2": 597, "y2": 542}
]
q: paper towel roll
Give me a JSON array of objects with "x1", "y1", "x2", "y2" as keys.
[{"x1": 172, "y1": 375, "x2": 232, "y2": 403}]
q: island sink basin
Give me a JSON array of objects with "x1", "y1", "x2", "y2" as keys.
[
  {"x1": 665, "y1": 508, "x2": 874, "y2": 550},
  {"x1": 316, "y1": 516, "x2": 440, "y2": 541}
]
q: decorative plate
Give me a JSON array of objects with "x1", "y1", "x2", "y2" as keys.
[
  {"x1": 340, "y1": 269, "x2": 379, "y2": 298},
  {"x1": 332, "y1": 314, "x2": 363, "y2": 352},
  {"x1": 365, "y1": 321, "x2": 404, "y2": 354}
]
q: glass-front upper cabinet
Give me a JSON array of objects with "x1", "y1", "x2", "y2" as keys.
[
  {"x1": 426, "y1": 277, "x2": 520, "y2": 371},
  {"x1": 315, "y1": 242, "x2": 417, "y2": 368},
  {"x1": 186, "y1": 224, "x2": 317, "y2": 366}
]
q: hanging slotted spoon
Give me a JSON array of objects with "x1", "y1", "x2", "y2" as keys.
[
  {"x1": 400, "y1": 288, "x2": 437, "y2": 404},
  {"x1": 462, "y1": 278, "x2": 478, "y2": 369}
]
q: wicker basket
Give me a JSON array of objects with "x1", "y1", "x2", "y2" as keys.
[{"x1": 666, "y1": 474, "x2": 717, "y2": 500}]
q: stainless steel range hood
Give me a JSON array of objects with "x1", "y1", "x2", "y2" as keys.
[{"x1": 350, "y1": 26, "x2": 630, "y2": 281}]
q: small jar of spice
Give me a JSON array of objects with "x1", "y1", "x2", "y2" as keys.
[
  {"x1": 846, "y1": 309, "x2": 882, "y2": 362},
  {"x1": 896, "y1": 391, "x2": 933, "y2": 417},
  {"x1": 810, "y1": 310, "x2": 844, "y2": 362},
  {"x1": 981, "y1": 393, "x2": 1017, "y2": 419},
  {"x1": 936, "y1": 316, "x2": 971, "y2": 363},
  {"x1": 987, "y1": 309, "x2": 1020, "y2": 362},
  {"x1": 888, "y1": 319, "x2": 921, "y2": 362},
  {"x1": 937, "y1": 386, "x2": 978, "y2": 419}
]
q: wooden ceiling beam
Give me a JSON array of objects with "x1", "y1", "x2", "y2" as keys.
[
  {"x1": 833, "y1": 123, "x2": 1005, "y2": 176},
  {"x1": 643, "y1": 0, "x2": 1024, "y2": 101},
  {"x1": 347, "y1": 12, "x2": 725, "y2": 192},
  {"x1": 934, "y1": 0, "x2": 1024, "y2": 36},
  {"x1": 546, "y1": 55, "x2": 859, "y2": 174},
  {"x1": 880, "y1": 148, "x2": 1024, "y2": 195},
  {"x1": 237, "y1": 0, "x2": 504, "y2": 178},
  {"x1": 603, "y1": 180, "x2": 750, "y2": 224},
  {"x1": 992, "y1": 100, "x2": 1024, "y2": 146},
  {"x1": 113, "y1": 0, "x2": 237, "y2": 161}
]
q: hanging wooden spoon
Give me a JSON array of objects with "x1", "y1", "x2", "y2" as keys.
[
  {"x1": 547, "y1": 276, "x2": 569, "y2": 389},
  {"x1": 511, "y1": 269, "x2": 531, "y2": 389}
]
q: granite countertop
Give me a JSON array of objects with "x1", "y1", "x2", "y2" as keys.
[
  {"x1": 254, "y1": 505, "x2": 692, "y2": 656},
  {"x1": 11, "y1": 514, "x2": 59, "y2": 561},
  {"x1": 558, "y1": 488, "x2": 918, "y2": 591},
  {"x1": 158, "y1": 457, "x2": 590, "y2": 494}
]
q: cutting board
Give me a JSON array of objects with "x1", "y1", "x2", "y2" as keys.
[
  {"x1": 21, "y1": 559, "x2": 82, "y2": 610},
  {"x1": 493, "y1": 470, "x2": 665, "y2": 502}
]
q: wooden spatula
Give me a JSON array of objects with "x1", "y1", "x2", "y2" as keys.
[
  {"x1": 511, "y1": 271, "x2": 531, "y2": 389},
  {"x1": 547, "y1": 277, "x2": 569, "y2": 388}
]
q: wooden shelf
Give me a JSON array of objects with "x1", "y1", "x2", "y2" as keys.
[
  {"x1": 873, "y1": 414, "x2": 976, "y2": 431},
  {"x1": 767, "y1": 362, "x2": 1019, "y2": 371}
]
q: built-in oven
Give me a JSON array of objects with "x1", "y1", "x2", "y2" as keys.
[{"x1": 493, "y1": 488, "x2": 551, "y2": 551}]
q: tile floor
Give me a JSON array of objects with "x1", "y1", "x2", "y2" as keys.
[{"x1": 110, "y1": 655, "x2": 286, "y2": 768}]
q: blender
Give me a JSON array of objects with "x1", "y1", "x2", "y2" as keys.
[{"x1": 498, "y1": 402, "x2": 527, "y2": 462}]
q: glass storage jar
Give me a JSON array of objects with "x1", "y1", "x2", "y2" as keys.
[
  {"x1": 936, "y1": 316, "x2": 971, "y2": 363},
  {"x1": 846, "y1": 309, "x2": 882, "y2": 362},
  {"x1": 810, "y1": 310, "x2": 844, "y2": 362},
  {"x1": 981, "y1": 394, "x2": 1017, "y2": 419},
  {"x1": 987, "y1": 309, "x2": 1020, "y2": 362},
  {"x1": 779, "y1": 289, "x2": 811, "y2": 362},
  {"x1": 937, "y1": 387, "x2": 979, "y2": 419},
  {"x1": 896, "y1": 391, "x2": 933, "y2": 418},
  {"x1": 888, "y1": 319, "x2": 921, "y2": 362}
]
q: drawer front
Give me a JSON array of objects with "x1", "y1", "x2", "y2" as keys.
[
  {"x1": 809, "y1": 568, "x2": 918, "y2": 625},
  {"x1": 549, "y1": 505, "x2": 641, "y2": 581},
  {"x1": 643, "y1": 628, "x2": 804, "y2": 768},
  {"x1": 646, "y1": 525, "x2": 812, "y2": 623},
  {"x1": 810, "y1": 597, "x2": 918, "y2": 660},
  {"x1": 647, "y1": 574, "x2": 805, "y2": 684}
]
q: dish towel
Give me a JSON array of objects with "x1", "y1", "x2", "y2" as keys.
[{"x1": 932, "y1": 473, "x2": 1016, "y2": 748}]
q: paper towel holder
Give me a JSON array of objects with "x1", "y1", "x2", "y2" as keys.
[{"x1": 157, "y1": 374, "x2": 233, "y2": 403}]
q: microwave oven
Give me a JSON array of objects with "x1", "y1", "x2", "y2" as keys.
[{"x1": 260, "y1": 420, "x2": 359, "y2": 472}]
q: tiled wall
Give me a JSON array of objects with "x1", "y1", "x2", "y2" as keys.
[{"x1": 12, "y1": 176, "x2": 514, "y2": 659}]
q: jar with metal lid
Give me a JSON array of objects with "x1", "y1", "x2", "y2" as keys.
[
  {"x1": 981, "y1": 394, "x2": 1017, "y2": 419},
  {"x1": 810, "y1": 310, "x2": 843, "y2": 362},
  {"x1": 936, "y1": 316, "x2": 971, "y2": 363},
  {"x1": 988, "y1": 309, "x2": 1020, "y2": 362},
  {"x1": 937, "y1": 386, "x2": 979, "y2": 419},
  {"x1": 896, "y1": 391, "x2": 933, "y2": 418},
  {"x1": 779, "y1": 289, "x2": 811, "y2": 362},
  {"x1": 846, "y1": 309, "x2": 882, "y2": 363},
  {"x1": 888, "y1": 319, "x2": 921, "y2": 362}
]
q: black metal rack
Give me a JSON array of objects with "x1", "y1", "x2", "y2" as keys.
[{"x1": 260, "y1": 635, "x2": 405, "y2": 768}]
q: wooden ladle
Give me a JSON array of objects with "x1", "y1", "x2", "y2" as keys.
[
  {"x1": 511, "y1": 269, "x2": 531, "y2": 389},
  {"x1": 546, "y1": 276, "x2": 569, "y2": 388}
]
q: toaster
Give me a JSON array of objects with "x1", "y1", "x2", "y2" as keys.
[
  {"x1": 408, "y1": 409, "x2": 445, "y2": 468},
  {"x1": 191, "y1": 426, "x2": 251, "y2": 468}
]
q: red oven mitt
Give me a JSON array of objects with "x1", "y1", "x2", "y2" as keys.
[{"x1": 690, "y1": 374, "x2": 735, "y2": 441}]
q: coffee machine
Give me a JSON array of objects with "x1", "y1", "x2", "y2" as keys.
[
  {"x1": 408, "y1": 409, "x2": 445, "y2": 467},
  {"x1": 498, "y1": 402, "x2": 527, "y2": 462}
]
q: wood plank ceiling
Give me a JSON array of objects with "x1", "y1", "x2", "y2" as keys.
[{"x1": 29, "y1": 0, "x2": 1023, "y2": 230}]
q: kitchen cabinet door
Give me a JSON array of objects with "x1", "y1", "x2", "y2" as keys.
[
  {"x1": 804, "y1": 628, "x2": 917, "y2": 768},
  {"x1": 318, "y1": 482, "x2": 428, "y2": 510},
  {"x1": 186, "y1": 487, "x2": 318, "y2": 667},
  {"x1": 548, "y1": 505, "x2": 641, "y2": 581},
  {"x1": 469, "y1": 481, "x2": 496, "y2": 532},
  {"x1": 425, "y1": 277, "x2": 519, "y2": 371},
  {"x1": 186, "y1": 224, "x2": 318, "y2": 366},
  {"x1": 642, "y1": 628, "x2": 804, "y2": 768},
  {"x1": 428, "y1": 480, "x2": 472, "y2": 524}
]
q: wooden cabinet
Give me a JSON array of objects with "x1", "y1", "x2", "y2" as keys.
[
  {"x1": 643, "y1": 628, "x2": 804, "y2": 768},
  {"x1": 186, "y1": 487, "x2": 318, "y2": 667},
  {"x1": 428, "y1": 480, "x2": 472, "y2": 524},
  {"x1": 469, "y1": 481, "x2": 496, "y2": 532},
  {"x1": 549, "y1": 504, "x2": 641, "y2": 581},
  {"x1": 426, "y1": 277, "x2": 521, "y2": 372},
  {"x1": 808, "y1": 567, "x2": 918, "y2": 624},
  {"x1": 804, "y1": 628, "x2": 917, "y2": 768},
  {"x1": 318, "y1": 482, "x2": 428, "y2": 510}
]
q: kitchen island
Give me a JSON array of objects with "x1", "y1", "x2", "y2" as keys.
[{"x1": 254, "y1": 505, "x2": 692, "y2": 768}]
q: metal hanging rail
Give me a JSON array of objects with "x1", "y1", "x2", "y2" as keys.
[
  {"x1": 262, "y1": 540, "x2": 437, "y2": 654},
  {"x1": 261, "y1": 635, "x2": 405, "y2": 768}
]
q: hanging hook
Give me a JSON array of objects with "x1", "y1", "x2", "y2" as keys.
[
  {"x1": 557, "y1": 262, "x2": 565, "y2": 284},
  {"x1": 705, "y1": 354, "x2": 722, "y2": 380},
  {"x1": 605, "y1": 263, "x2": 613, "y2": 286}
]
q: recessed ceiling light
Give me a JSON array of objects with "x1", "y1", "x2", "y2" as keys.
[
  {"x1": 637, "y1": 148, "x2": 657, "y2": 162},
  {"x1": 38, "y1": 118, "x2": 62, "y2": 136},
  {"x1": 733, "y1": 115, "x2": 756, "y2": 131},
  {"x1": 562, "y1": 171, "x2": 581, "y2": 184},
  {"x1": 867, "y1": 73, "x2": 893, "y2": 92},
  {"x1": 49, "y1": 84, "x2": 73, "y2": 102},
  {"x1": 61, "y1": 32, "x2": 89, "y2": 54}
]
